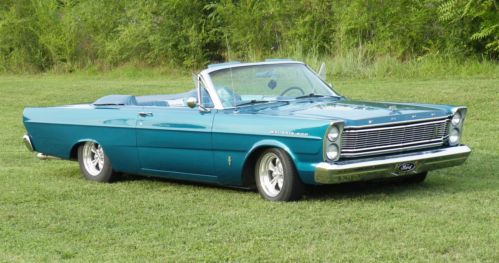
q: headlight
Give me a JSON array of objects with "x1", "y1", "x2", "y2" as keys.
[
  {"x1": 324, "y1": 122, "x2": 343, "y2": 161},
  {"x1": 327, "y1": 126, "x2": 340, "y2": 141},
  {"x1": 448, "y1": 107, "x2": 467, "y2": 146},
  {"x1": 449, "y1": 128, "x2": 460, "y2": 145},
  {"x1": 326, "y1": 144, "x2": 339, "y2": 160},
  {"x1": 451, "y1": 112, "x2": 461, "y2": 126}
]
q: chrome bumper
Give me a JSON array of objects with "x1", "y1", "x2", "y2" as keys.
[
  {"x1": 23, "y1": 134, "x2": 34, "y2": 152},
  {"x1": 314, "y1": 145, "x2": 471, "y2": 184},
  {"x1": 23, "y1": 134, "x2": 60, "y2": 160}
]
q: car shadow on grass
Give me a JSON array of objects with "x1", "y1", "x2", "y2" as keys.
[
  {"x1": 115, "y1": 172, "x2": 462, "y2": 201},
  {"x1": 115, "y1": 173, "x2": 254, "y2": 193},
  {"x1": 302, "y1": 178, "x2": 457, "y2": 201}
]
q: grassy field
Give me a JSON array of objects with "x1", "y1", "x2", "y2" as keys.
[{"x1": 0, "y1": 73, "x2": 498, "y2": 262}]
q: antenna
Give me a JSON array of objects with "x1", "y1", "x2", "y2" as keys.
[
  {"x1": 225, "y1": 35, "x2": 236, "y2": 108},
  {"x1": 225, "y1": 35, "x2": 232, "y2": 62},
  {"x1": 318, "y1": 62, "x2": 326, "y2": 80}
]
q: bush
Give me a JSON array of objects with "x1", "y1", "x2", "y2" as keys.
[{"x1": 0, "y1": 0, "x2": 497, "y2": 73}]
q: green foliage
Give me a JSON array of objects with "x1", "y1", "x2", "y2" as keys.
[
  {"x1": 0, "y1": 0, "x2": 497, "y2": 72},
  {"x1": 438, "y1": 0, "x2": 499, "y2": 57}
]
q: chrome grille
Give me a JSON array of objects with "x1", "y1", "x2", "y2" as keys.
[{"x1": 341, "y1": 118, "x2": 450, "y2": 158}]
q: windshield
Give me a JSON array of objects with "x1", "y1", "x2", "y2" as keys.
[{"x1": 208, "y1": 63, "x2": 339, "y2": 108}]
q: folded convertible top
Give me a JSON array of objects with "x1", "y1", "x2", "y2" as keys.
[{"x1": 93, "y1": 95, "x2": 137, "y2": 106}]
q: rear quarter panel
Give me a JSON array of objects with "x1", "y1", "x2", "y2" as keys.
[{"x1": 23, "y1": 105, "x2": 140, "y2": 173}]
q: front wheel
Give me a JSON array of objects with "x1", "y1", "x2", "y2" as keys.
[
  {"x1": 78, "y1": 141, "x2": 116, "y2": 182},
  {"x1": 255, "y1": 148, "x2": 304, "y2": 201}
]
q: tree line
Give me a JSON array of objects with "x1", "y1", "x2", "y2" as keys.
[{"x1": 0, "y1": 0, "x2": 497, "y2": 72}]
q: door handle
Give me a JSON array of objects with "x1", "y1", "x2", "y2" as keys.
[{"x1": 138, "y1": 112, "x2": 153, "y2": 117}]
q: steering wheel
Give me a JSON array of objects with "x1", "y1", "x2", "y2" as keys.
[
  {"x1": 279, "y1": 86, "x2": 305, "y2": 97},
  {"x1": 217, "y1": 87, "x2": 241, "y2": 107}
]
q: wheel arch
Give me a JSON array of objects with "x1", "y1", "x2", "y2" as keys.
[
  {"x1": 241, "y1": 140, "x2": 299, "y2": 187},
  {"x1": 69, "y1": 139, "x2": 103, "y2": 160}
]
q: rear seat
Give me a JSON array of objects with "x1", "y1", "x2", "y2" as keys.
[
  {"x1": 135, "y1": 89, "x2": 197, "y2": 107},
  {"x1": 93, "y1": 89, "x2": 197, "y2": 107}
]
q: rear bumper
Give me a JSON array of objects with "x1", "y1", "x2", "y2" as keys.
[
  {"x1": 23, "y1": 134, "x2": 61, "y2": 160},
  {"x1": 314, "y1": 145, "x2": 471, "y2": 184},
  {"x1": 23, "y1": 134, "x2": 34, "y2": 152}
]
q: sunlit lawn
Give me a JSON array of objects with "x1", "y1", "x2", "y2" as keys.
[{"x1": 0, "y1": 73, "x2": 497, "y2": 261}]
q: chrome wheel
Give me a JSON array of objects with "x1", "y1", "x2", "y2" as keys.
[
  {"x1": 82, "y1": 142, "x2": 105, "y2": 176},
  {"x1": 258, "y1": 152, "x2": 285, "y2": 197}
]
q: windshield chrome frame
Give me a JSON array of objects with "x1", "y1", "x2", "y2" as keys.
[{"x1": 199, "y1": 61, "x2": 337, "y2": 110}]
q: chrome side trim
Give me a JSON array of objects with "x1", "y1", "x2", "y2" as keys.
[
  {"x1": 344, "y1": 116, "x2": 450, "y2": 129},
  {"x1": 23, "y1": 134, "x2": 34, "y2": 152},
  {"x1": 315, "y1": 145, "x2": 471, "y2": 184}
]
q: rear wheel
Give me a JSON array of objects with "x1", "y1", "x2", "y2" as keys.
[
  {"x1": 255, "y1": 148, "x2": 303, "y2": 201},
  {"x1": 78, "y1": 141, "x2": 115, "y2": 182}
]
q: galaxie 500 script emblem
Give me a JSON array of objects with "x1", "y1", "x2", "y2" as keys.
[{"x1": 270, "y1": 130, "x2": 309, "y2": 136}]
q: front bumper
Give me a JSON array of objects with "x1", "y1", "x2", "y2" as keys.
[{"x1": 314, "y1": 145, "x2": 471, "y2": 184}]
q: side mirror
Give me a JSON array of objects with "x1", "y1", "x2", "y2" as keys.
[
  {"x1": 318, "y1": 62, "x2": 326, "y2": 81},
  {"x1": 186, "y1": 97, "x2": 198, "y2": 108}
]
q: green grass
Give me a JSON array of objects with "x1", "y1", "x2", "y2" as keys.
[{"x1": 0, "y1": 73, "x2": 498, "y2": 262}]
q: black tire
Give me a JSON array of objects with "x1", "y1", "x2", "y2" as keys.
[
  {"x1": 255, "y1": 148, "x2": 304, "y2": 201},
  {"x1": 77, "y1": 141, "x2": 115, "y2": 182}
]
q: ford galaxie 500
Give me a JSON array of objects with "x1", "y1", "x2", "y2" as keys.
[{"x1": 22, "y1": 60, "x2": 471, "y2": 201}]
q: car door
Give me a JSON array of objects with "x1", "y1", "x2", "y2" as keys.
[
  {"x1": 136, "y1": 106, "x2": 215, "y2": 178},
  {"x1": 136, "y1": 83, "x2": 216, "y2": 181}
]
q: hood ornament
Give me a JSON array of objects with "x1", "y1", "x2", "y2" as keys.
[{"x1": 388, "y1": 105, "x2": 402, "y2": 115}]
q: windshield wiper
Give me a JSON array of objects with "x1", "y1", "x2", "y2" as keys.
[
  {"x1": 295, "y1": 93, "x2": 325, "y2": 99},
  {"x1": 236, "y1": 100, "x2": 270, "y2": 107}
]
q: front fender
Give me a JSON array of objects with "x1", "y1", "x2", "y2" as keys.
[
  {"x1": 212, "y1": 112, "x2": 331, "y2": 185},
  {"x1": 243, "y1": 138, "x2": 322, "y2": 185},
  {"x1": 246, "y1": 139, "x2": 298, "y2": 163}
]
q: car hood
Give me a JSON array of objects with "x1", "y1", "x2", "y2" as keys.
[{"x1": 253, "y1": 99, "x2": 452, "y2": 127}]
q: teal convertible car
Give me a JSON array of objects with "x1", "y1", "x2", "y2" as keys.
[{"x1": 23, "y1": 60, "x2": 471, "y2": 201}]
